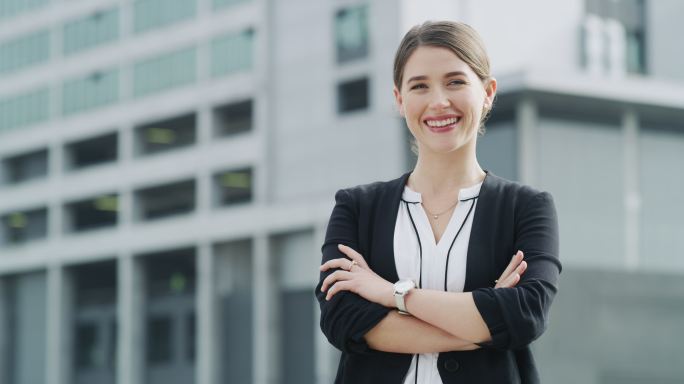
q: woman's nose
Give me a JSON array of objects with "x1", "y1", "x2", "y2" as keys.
[{"x1": 429, "y1": 89, "x2": 450, "y2": 109}]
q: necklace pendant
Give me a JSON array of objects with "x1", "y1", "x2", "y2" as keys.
[{"x1": 433, "y1": 215, "x2": 438, "y2": 220}]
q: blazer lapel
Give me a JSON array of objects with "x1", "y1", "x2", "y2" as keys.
[
  {"x1": 464, "y1": 170, "x2": 498, "y2": 291},
  {"x1": 371, "y1": 172, "x2": 411, "y2": 283}
]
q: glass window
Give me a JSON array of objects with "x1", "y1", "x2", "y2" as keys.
[
  {"x1": 0, "y1": 29, "x2": 50, "y2": 75},
  {"x1": 0, "y1": 207, "x2": 48, "y2": 246},
  {"x1": 142, "y1": 248, "x2": 196, "y2": 384},
  {"x1": 186, "y1": 313, "x2": 195, "y2": 361},
  {"x1": 147, "y1": 316, "x2": 173, "y2": 364},
  {"x1": 335, "y1": 6, "x2": 369, "y2": 63},
  {"x1": 65, "y1": 132, "x2": 118, "y2": 170},
  {"x1": 585, "y1": 0, "x2": 647, "y2": 74},
  {"x1": 639, "y1": 125, "x2": 684, "y2": 270},
  {"x1": 65, "y1": 194, "x2": 118, "y2": 233},
  {"x1": 135, "y1": 113, "x2": 196, "y2": 156},
  {"x1": 135, "y1": 180, "x2": 196, "y2": 221},
  {"x1": 213, "y1": 99, "x2": 253, "y2": 137},
  {"x1": 133, "y1": 0, "x2": 196, "y2": 33},
  {"x1": 213, "y1": 0, "x2": 249, "y2": 10},
  {"x1": 537, "y1": 117, "x2": 624, "y2": 268},
  {"x1": 213, "y1": 168, "x2": 253, "y2": 206},
  {"x1": 133, "y1": 47, "x2": 196, "y2": 97},
  {"x1": 0, "y1": 87, "x2": 49, "y2": 134},
  {"x1": 73, "y1": 261, "x2": 117, "y2": 307},
  {"x1": 1, "y1": 271, "x2": 47, "y2": 384},
  {"x1": 337, "y1": 77, "x2": 369, "y2": 114},
  {"x1": 62, "y1": 69, "x2": 119, "y2": 116},
  {"x1": 214, "y1": 239, "x2": 253, "y2": 383},
  {"x1": 272, "y1": 230, "x2": 316, "y2": 384},
  {"x1": 0, "y1": 0, "x2": 48, "y2": 19},
  {"x1": 109, "y1": 320, "x2": 117, "y2": 371},
  {"x1": 1, "y1": 148, "x2": 48, "y2": 185},
  {"x1": 70, "y1": 261, "x2": 117, "y2": 383},
  {"x1": 75, "y1": 322, "x2": 100, "y2": 368},
  {"x1": 211, "y1": 29, "x2": 254, "y2": 77},
  {"x1": 63, "y1": 8, "x2": 119, "y2": 55},
  {"x1": 145, "y1": 248, "x2": 196, "y2": 297},
  {"x1": 622, "y1": 0, "x2": 647, "y2": 75}
]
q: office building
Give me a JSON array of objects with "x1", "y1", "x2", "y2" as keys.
[{"x1": 1, "y1": 0, "x2": 683, "y2": 383}]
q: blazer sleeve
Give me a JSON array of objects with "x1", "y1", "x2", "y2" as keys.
[
  {"x1": 315, "y1": 189, "x2": 392, "y2": 354},
  {"x1": 471, "y1": 191, "x2": 562, "y2": 350}
]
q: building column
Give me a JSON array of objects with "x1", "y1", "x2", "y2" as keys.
[
  {"x1": 196, "y1": 241, "x2": 217, "y2": 384},
  {"x1": 253, "y1": 233, "x2": 278, "y2": 384},
  {"x1": 314, "y1": 223, "x2": 339, "y2": 384},
  {"x1": 516, "y1": 98, "x2": 539, "y2": 186},
  {"x1": 48, "y1": 137, "x2": 64, "y2": 243},
  {"x1": 46, "y1": 264, "x2": 69, "y2": 384},
  {"x1": 117, "y1": 254, "x2": 143, "y2": 384},
  {"x1": 622, "y1": 109, "x2": 640, "y2": 269},
  {"x1": 0, "y1": 279, "x2": 7, "y2": 383}
]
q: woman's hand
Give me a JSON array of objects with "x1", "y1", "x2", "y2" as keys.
[
  {"x1": 320, "y1": 247, "x2": 526, "y2": 306},
  {"x1": 320, "y1": 244, "x2": 395, "y2": 307},
  {"x1": 494, "y1": 250, "x2": 527, "y2": 288}
]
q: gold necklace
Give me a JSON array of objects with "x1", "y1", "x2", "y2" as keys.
[{"x1": 422, "y1": 200, "x2": 459, "y2": 220}]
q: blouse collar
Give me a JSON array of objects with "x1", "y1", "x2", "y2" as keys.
[{"x1": 401, "y1": 174, "x2": 485, "y2": 204}]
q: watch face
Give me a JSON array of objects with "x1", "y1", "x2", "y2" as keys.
[{"x1": 396, "y1": 280, "x2": 415, "y2": 293}]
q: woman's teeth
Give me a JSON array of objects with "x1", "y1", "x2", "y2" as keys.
[{"x1": 425, "y1": 117, "x2": 459, "y2": 127}]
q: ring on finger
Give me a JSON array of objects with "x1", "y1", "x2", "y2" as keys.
[{"x1": 348, "y1": 260, "x2": 358, "y2": 271}]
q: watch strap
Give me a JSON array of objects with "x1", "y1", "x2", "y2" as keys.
[{"x1": 395, "y1": 294, "x2": 409, "y2": 314}]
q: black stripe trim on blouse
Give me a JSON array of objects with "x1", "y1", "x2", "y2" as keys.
[{"x1": 444, "y1": 197, "x2": 478, "y2": 291}]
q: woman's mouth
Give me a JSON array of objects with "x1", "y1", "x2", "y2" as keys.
[{"x1": 424, "y1": 116, "x2": 461, "y2": 133}]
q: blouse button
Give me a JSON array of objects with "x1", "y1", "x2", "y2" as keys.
[{"x1": 444, "y1": 359, "x2": 460, "y2": 372}]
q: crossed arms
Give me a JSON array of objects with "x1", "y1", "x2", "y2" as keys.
[{"x1": 315, "y1": 189, "x2": 561, "y2": 355}]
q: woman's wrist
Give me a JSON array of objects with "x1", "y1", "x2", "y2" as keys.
[{"x1": 385, "y1": 281, "x2": 398, "y2": 308}]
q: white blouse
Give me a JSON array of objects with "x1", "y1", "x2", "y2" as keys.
[{"x1": 394, "y1": 181, "x2": 483, "y2": 384}]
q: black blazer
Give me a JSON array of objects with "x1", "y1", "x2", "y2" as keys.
[{"x1": 315, "y1": 171, "x2": 561, "y2": 384}]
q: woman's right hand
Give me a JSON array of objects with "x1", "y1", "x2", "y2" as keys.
[{"x1": 494, "y1": 250, "x2": 527, "y2": 288}]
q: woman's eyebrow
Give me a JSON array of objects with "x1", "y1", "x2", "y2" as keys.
[
  {"x1": 407, "y1": 75, "x2": 428, "y2": 83},
  {"x1": 444, "y1": 71, "x2": 467, "y2": 78},
  {"x1": 407, "y1": 71, "x2": 468, "y2": 83}
]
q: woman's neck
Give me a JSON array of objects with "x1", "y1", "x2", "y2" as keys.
[{"x1": 408, "y1": 144, "x2": 485, "y2": 197}]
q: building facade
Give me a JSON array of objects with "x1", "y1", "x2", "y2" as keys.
[{"x1": 0, "y1": 0, "x2": 683, "y2": 383}]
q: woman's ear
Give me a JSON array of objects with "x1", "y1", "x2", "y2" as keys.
[
  {"x1": 483, "y1": 77, "x2": 497, "y2": 109},
  {"x1": 393, "y1": 86, "x2": 405, "y2": 117}
]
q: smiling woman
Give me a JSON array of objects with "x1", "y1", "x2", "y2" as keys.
[
  {"x1": 315, "y1": 21, "x2": 561, "y2": 384},
  {"x1": 395, "y1": 45, "x2": 495, "y2": 155}
]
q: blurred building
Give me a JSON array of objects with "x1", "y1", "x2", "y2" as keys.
[{"x1": 0, "y1": 0, "x2": 683, "y2": 384}]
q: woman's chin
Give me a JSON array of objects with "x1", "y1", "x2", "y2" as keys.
[{"x1": 425, "y1": 142, "x2": 462, "y2": 154}]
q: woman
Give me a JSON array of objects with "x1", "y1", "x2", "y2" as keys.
[{"x1": 315, "y1": 21, "x2": 561, "y2": 384}]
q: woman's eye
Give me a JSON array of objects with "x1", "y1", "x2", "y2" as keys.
[
  {"x1": 448, "y1": 80, "x2": 466, "y2": 86},
  {"x1": 410, "y1": 83, "x2": 427, "y2": 90}
]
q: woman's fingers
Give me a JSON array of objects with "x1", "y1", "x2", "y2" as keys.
[
  {"x1": 319, "y1": 245, "x2": 369, "y2": 273},
  {"x1": 320, "y1": 270, "x2": 352, "y2": 293},
  {"x1": 495, "y1": 251, "x2": 526, "y2": 288},
  {"x1": 337, "y1": 244, "x2": 369, "y2": 268},
  {"x1": 501, "y1": 272, "x2": 520, "y2": 288},
  {"x1": 496, "y1": 260, "x2": 527, "y2": 288},
  {"x1": 326, "y1": 280, "x2": 352, "y2": 300},
  {"x1": 320, "y1": 257, "x2": 355, "y2": 272},
  {"x1": 498, "y1": 251, "x2": 523, "y2": 280}
]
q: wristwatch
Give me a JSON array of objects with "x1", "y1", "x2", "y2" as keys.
[{"x1": 393, "y1": 279, "x2": 416, "y2": 315}]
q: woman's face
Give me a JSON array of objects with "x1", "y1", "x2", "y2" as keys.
[{"x1": 394, "y1": 46, "x2": 496, "y2": 155}]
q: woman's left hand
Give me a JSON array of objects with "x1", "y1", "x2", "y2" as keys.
[{"x1": 320, "y1": 244, "x2": 394, "y2": 307}]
